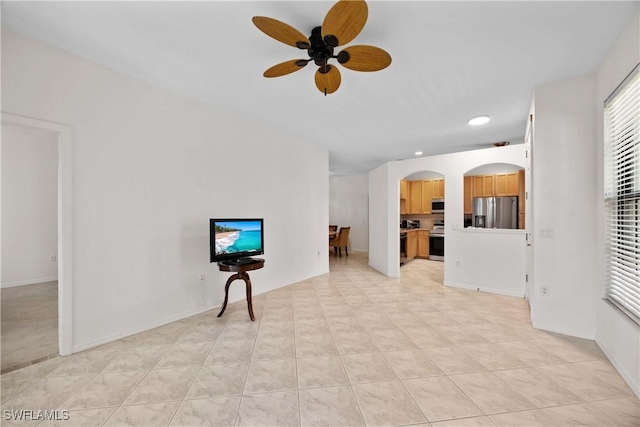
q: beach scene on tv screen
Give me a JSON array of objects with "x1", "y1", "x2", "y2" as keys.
[{"x1": 215, "y1": 221, "x2": 262, "y2": 255}]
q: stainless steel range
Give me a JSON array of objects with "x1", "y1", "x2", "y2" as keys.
[{"x1": 429, "y1": 220, "x2": 444, "y2": 261}]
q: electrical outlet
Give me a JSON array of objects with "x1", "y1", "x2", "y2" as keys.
[
  {"x1": 50, "y1": 255, "x2": 57, "y2": 262},
  {"x1": 542, "y1": 287, "x2": 548, "y2": 295},
  {"x1": 456, "y1": 260, "x2": 460, "y2": 267},
  {"x1": 199, "y1": 274, "x2": 206, "y2": 284},
  {"x1": 540, "y1": 228, "x2": 554, "y2": 239}
]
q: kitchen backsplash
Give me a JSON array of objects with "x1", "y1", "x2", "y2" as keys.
[{"x1": 400, "y1": 213, "x2": 444, "y2": 229}]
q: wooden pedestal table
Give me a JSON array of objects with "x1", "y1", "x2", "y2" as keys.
[{"x1": 217, "y1": 258, "x2": 264, "y2": 321}]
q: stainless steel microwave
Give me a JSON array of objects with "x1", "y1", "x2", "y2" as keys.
[{"x1": 432, "y1": 199, "x2": 444, "y2": 213}]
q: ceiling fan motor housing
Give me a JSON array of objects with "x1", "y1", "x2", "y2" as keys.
[{"x1": 308, "y1": 26, "x2": 335, "y2": 68}]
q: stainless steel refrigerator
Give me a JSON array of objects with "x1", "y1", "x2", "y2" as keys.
[{"x1": 472, "y1": 197, "x2": 518, "y2": 229}]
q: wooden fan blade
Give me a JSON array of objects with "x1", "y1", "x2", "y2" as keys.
[
  {"x1": 315, "y1": 65, "x2": 341, "y2": 95},
  {"x1": 264, "y1": 60, "x2": 308, "y2": 78},
  {"x1": 321, "y1": 0, "x2": 368, "y2": 46},
  {"x1": 252, "y1": 16, "x2": 310, "y2": 48},
  {"x1": 340, "y1": 45, "x2": 392, "y2": 72}
]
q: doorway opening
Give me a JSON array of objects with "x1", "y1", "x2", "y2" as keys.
[
  {"x1": 1, "y1": 113, "x2": 73, "y2": 373},
  {"x1": 399, "y1": 171, "x2": 445, "y2": 279}
]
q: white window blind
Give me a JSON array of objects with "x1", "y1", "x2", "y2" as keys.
[{"x1": 604, "y1": 63, "x2": 640, "y2": 324}]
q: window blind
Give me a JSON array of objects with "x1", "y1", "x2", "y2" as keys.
[{"x1": 604, "y1": 63, "x2": 640, "y2": 324}]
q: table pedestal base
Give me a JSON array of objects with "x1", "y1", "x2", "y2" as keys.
[
  {"x1": 216, "y1": 258, "x2": 264, "y2": 322},
  {"x1": 217, "y1": 272, "x2": 255, "y2": 321}
]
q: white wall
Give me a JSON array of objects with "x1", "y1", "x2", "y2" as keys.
[
  {"x1": 368, "y1": 163, "x2": 391, "y2": 274},
  {"x1": 466, "y1": 163, "x2": 522, "y2": 176},
  {"x1": 447, "y1": 229, "x2": 526, "y2": 297},
  {"x1": 529, "y1": 73, "x2": 598, "y2": 340},
  {"x1": 529, "y1": 11, "x2": 640, "y2": 396},
  {"x1": 329, "y1": 174, "x2": 368, "y2": 252},
  {"x1": 369, "y1": 144, "x2": 526, "y2": 298},
  {"x1": 1, "y1": 29, "x2": 329, "y2": 352},
  {"x1": 594, "y1": 12, "x2": 640, "y2": 397},
  {"x1": 1, "y1": 124, "x2": 58, "y2": 287}
]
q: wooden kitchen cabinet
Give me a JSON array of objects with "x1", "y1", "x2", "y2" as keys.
[
  {"x1": 421, "y1": 180, "x2": 432, "y2": 214},
  {"x1": 400, "y1": 180, "x2": 407, "y2": 199},
  {"x1": 406, "y1": 230, "x2": 418, "y2": 260},
  {"x1": 495, "y1": 172, "x2": 519, "y2": 196},
  {"x1": 463, "y1": 176, "x2": 473, "y2": 214},
  {"x1": 472, "y1": 175, "x2": 495, "y2": 197},
  {"x1": 400, "y1": 180, "x2": 408, "y2": 214},
  {"x1": 417, "y1": 230, "x2": 430, "y2": 258},
  {"x1": 431, "y1": 179, "x2": 445, "y2": 199},
  {"x1": 405, "y1": 179, "x2": 444, "y2": 214},
  {"x1": 409, "y1": 181, "x2": 422, "y2": 214}
]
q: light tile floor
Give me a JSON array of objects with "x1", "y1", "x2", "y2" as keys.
[
  {"x1": 1, "y1": 281, "x2": 59, "y2": 372},
  {"x1": 1, "y1": 254, "x2": 638, "y2": 426}
]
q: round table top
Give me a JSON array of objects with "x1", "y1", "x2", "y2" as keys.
[{"x1": 217, "y1": 258, "x2": 265, "y2": 273}]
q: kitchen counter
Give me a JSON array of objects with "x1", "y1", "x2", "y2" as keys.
[{"x1": 460, "y1": 227, "x2": 525, "y2": 235}]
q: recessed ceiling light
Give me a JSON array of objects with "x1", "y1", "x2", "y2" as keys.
[
  {"x1": 414, "y1": 151, "x2": 423, "y2": 156},
  {"x1": 468, "y1": 115, "x2": 490, "y2": 126}
]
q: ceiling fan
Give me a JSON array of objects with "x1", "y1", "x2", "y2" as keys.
[{"x1": 252, "y1": 0, "x2": 392, "y2": 95}]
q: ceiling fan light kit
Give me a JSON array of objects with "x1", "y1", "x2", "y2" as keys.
[{"x1": 252, "y1": 0, "x2": 391, "y2": 95}]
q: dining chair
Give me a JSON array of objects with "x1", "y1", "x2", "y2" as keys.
[
  {"x1": 329, "y1": 224, "x2": 338, "y2": 232},
  {"x1": 330, "y1": 226, "x2": 350, "y2": 257}
]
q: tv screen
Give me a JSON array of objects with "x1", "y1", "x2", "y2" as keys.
[{"x1": 210, "y1": 218, "x2": 264, "y2": 263}]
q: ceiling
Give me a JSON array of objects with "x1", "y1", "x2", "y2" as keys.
[{"x1": 3, "y1": 1, "x2": 637, "y2": 175}]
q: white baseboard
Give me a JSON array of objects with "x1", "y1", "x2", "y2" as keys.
[
  {"x1": 596, "y1": 340, "x2": 640, "y2": 399},
  {"x1": 72, "y1": 303, "x2": 223, "y2": 353},
  {"x1": 530, "y1": 320, "x2": 595, "y2": 341},
  {"x1": 444, "y1": 281, "x2": 525, "y2": 298},
  {"x1": 72, "y1": 273, "x2": 327, "y2": 354},
  {"x1": 1, "y1": 277, "x2": 57, "y2": 288}
]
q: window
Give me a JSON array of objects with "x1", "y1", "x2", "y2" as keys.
[{"x1": 604, "y1": 63, "x2": 640, "y2": 324}]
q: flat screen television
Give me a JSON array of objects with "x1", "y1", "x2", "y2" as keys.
[{"x1": 210, "y1": 218, "x2": 264, "y2": 263}]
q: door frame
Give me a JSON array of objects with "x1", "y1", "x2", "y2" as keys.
[
  {"x1": 1, "y1": 112, "x2": 74, "y2": 356},
  {"x1": 524, "y1": 113, "x2": 534, "y2": 307}
]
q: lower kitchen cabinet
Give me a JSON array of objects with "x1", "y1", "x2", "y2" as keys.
[
  {"x1": 417, "y1": 230, "x2": 430, "y2": 258},
  {"x1": 406, "y1": 231, "x2": 418, "y2": 260}
]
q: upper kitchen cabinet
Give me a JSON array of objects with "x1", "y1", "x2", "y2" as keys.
[
  {"x1": 408, "y1": 180, "x2": 432, "y2": 214},
  {"x1": 421, "y1": 180, "x2": 432, "y2": 214},
  {"x1": 494, "y1": 172, "x2": 519, "y2": 196},
  {"x1": 463, "y1": 176, "x2": 473, "y2": 214},
  {"x1": 400, "y1": 180, "x2": 408, "y2": 214},
  {"x1": 409, "y1": 180, "x2": 423, "y2": 214},
  {"x1": 472, "y1": 175, "x2": 495, "y2": 197},
  {"x1": 401, "y1": 171, "x2": 444, "y2": 215},
  {"x1": 431, "y1": 179, "x2": 445, "y2": 199}
]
